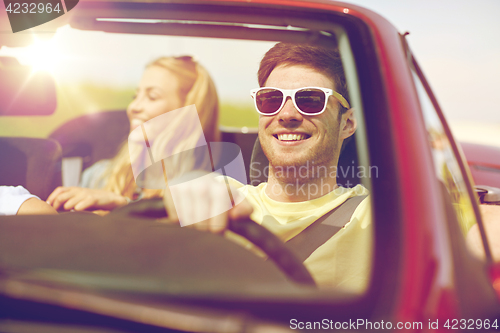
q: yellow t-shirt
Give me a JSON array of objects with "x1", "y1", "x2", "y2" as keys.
[{"x1": 229, "y1": 180, "x2": 372, "y2": 293}]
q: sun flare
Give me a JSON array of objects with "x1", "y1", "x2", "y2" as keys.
[{"x1": 15, "y1": 36, "x2": 62, "y2": 74}]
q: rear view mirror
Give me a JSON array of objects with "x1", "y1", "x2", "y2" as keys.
[{"x1": 0, "y1": 56, "x2": 57, "y2": 116}]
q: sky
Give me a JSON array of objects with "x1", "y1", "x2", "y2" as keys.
[
  {"x1": 340, "y1": 0, "x2": 500, "y2": 122},
  {"x1": 339, "y1": 0, "x2": 500, "y2": 146}
]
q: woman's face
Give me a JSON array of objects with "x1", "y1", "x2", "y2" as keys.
[{"x1": 127, "y1": 65, "x2": 183, "y2": 132}]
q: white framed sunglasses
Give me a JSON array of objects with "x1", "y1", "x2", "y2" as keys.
[{"x1": 250, "y1": 86, "x2": 350, "y2": 116}]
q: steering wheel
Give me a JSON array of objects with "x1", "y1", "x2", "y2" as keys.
[{"x1": 109, "y1": 198, "x2": 316, "y2": 287}]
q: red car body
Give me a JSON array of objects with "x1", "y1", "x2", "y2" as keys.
[{"x1": 461, "y1": 142, "x2": 500, "y2": 189}]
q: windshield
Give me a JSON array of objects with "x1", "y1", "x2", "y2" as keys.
[
  {"x1": 0, "y1": 26, "x2": 274, "y2": 134},
  {"x1": 0, "y1": 5, "x2": 377, "y2": 329}
]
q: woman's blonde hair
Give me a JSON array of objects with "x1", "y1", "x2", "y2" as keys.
[{"x1": 102, "y1": 56, "x2": 220, "y2": 199}]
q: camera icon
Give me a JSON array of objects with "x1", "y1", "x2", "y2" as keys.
[{"x1": 128, "y1": 105, "x2": 247, "y2": 226}]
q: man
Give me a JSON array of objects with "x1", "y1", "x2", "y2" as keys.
[{"x1": 165, "y1": 42, "x2": 372, "y2": 291}]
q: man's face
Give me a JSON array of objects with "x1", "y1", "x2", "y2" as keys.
[{"x1": 258, "y1": 64, "x2": 346, "y2": 174}]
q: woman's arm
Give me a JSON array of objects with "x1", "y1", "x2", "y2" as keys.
[{"x1": 46, "y1": 159, "x2": 129, "y2": 213}]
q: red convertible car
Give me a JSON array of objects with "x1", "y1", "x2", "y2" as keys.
[{"x1": 0, "y1": 0, "x2": 499, "y2": 332}]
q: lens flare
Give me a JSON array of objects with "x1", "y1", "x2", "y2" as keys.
[{"x1": 2, "y1": 35, "x2": 63, "y2": 74}]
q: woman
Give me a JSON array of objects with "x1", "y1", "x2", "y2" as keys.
[{"x1": 47, "y1": 56, "x2": 220, "y2": 212}]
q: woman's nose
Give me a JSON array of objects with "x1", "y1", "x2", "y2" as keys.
[{"x1": 128, "y1": 96, "x2": 144, "y2": 114}]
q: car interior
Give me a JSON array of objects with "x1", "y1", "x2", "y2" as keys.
[{"x1": 0, "y1": 0, "x2": 381, "y2": 312}]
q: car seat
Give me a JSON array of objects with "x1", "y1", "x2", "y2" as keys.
[
  {"x1": 49, "y1": 110, "x2": 130, "y2": 171},
  {"x1": 0, "y1": 137, "x2": 62, "y2": 200},
  {"x1": 220, "y1": 127, "x2": 258, "y2": 184}
]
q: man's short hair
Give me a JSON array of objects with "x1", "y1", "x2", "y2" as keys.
[{"x1": 257, "y1": 43, "x2": 350, "y2": 115}]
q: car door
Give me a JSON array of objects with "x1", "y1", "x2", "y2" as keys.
[{"x1": 409, "y1": 39, "x2": 500, "y2": 323}]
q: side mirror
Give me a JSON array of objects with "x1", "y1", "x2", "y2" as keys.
[{"x1": 475, "y1": 185, "x2": 500, "y2": 204}]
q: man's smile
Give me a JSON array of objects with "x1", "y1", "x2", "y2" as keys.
[{"x1": 272, "y1": 132, "x2": 312, "y2": 145}]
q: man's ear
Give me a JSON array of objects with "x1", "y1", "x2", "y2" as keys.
[{"x1": 340, "y1": 108, "x2": 357, "y2": 140}]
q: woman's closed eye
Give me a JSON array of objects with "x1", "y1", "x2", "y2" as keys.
[{"x1": 147, "y1": 91, "x2": 161, "y2": 101}]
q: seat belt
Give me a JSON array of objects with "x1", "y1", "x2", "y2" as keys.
[{"x1": 286, "y1": 195, "x2": 368, "y2": 262}]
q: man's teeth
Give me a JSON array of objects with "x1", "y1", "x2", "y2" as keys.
[{"x1": 277, "y1": 134, "x2": 306, "y2": 141}]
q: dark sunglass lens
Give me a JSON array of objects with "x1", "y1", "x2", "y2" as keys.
[
  {"x1": 256, "y1": 89, "x2": 283, "y2": 114},
  {"x1": 295, "y1": 89, "x2": 325, "y2": 114}
]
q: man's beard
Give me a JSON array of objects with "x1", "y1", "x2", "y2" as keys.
[{"x1": 266, "y1": 146, "x2": 338, "y2": 185}]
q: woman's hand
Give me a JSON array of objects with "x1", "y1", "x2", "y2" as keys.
[{"x1": 46, "y1": 187, "x2": 129, "y2": 212}]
